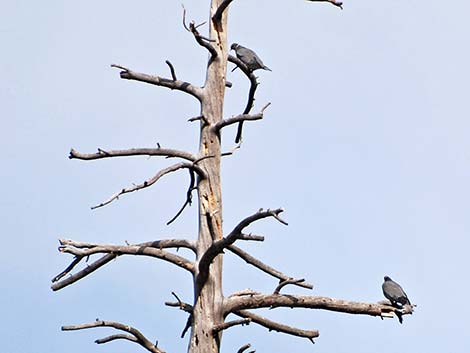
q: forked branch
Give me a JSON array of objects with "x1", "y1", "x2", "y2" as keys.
[
  {"x1": 52, "y1": 239, "x2": 196, "y2": 291},
  {"x1": 62, "y1": 320, "x2": 164, "y2": 353},
  {"x1": 111, "y1": 64, "x2": 202, "y2": 100},
  {"x1": 197, "y1": 209, "x2": 288, "y2": 288},
  {"x1": 182, "y1": 6, "x2": 217, "y2": 58}
]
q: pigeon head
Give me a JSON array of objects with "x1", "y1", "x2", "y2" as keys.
[
  {"x1": 230, "y1": 43, "x2": 239, "y2": 51},
  {"x1": 384, "y1": 276, "x2": 392, "y2": 281}
]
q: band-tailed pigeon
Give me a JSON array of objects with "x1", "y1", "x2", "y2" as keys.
[
  {"x1": 230, "y1": 43, "x2": 272, "y2": 72},
  {"x1": 382, "y1": 276, "x2": 411, "y2": 307}
]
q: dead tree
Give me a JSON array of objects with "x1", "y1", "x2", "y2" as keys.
[{"x1": 52, "y1": 1, "x2": 412, "y2": 352}]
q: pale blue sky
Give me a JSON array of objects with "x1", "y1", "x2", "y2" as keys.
[{"x1": 2, "y1": 1, "x2": 470, "y2": 352}]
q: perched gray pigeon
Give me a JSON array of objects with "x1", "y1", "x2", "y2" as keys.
[
  {"x1": 230, "y1": 43, "x2": 272, "y2": 72},
  {"x1": 382, "y1": 276, "x2": 411, "y2": 307}
]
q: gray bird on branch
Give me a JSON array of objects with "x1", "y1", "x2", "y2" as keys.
[
  {"x1": 382, "y1": 276, "x2": 411, "y2": 307},
  {"x1": 230, "y1": 43, "x2": 272, "y2": 72}
]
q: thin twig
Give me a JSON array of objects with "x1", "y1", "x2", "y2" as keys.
[
  {"x1": 167, "y1": 169, "x2": 196, "y2": 225},
  {"x1": 165, "y1": 60, "x2": 177, "y2": 81},
  {"x1": 212, "y1": 318, "x2": 251, "y2": 333},
  {"x1": 274, "y1": 278, "x2": 307, "y2": 295},
  {"x1": 91, "y1": 162, "x2": 205, "y2": 210},
  {"x1": 51, "y1": 253, "x2": 117, "y2": 291},
  {"x1": 237, "y1": 343, "x2": 253, "y2": 353}
]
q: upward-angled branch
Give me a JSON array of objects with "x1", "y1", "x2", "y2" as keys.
[
  {"x1": 62, "y1": 320, "x2": 164, "y2": 353},
  {"x1": 111, "y1": 64, "x2": 203, "y2": 100},
  {"x1": 69, "y1": 147, "x2": 196, "y2": 162},
  {"x1": 196, "y1": 209, "x2": 287, "y2": 291},
  {"x1": 182, "y1": 6, "x2": 218, "y2": 58}
]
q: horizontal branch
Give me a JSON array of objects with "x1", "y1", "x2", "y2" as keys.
[
  {"x1": 214, "y1": 103, "x2": 271, "y2": 131},
  {"x1": 224, "y1": 294, "x2": 414, "y2": 321},
  {"x1": 226, "y1": 245, "x2": 313, "y2": 290},
  {"x1": 91, "y1": 161, "x2": 206, "y2": 209},
  {"x1": 111, "y1": 64, "x2": 203, "y2": 100},
  {"x1": 69, "y1": 147, "x2": 196, "y2": 162},
  {"x1": 234, "y1": 310, "x2": 318, "y2": 342},
  {"x1": 58, "y1": 239, "x2": 195, "y2": 272},
  {"x1": 62, "y1": 320, "x2": 164, "y2": 353}
]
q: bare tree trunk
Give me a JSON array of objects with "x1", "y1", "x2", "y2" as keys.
[{"x1": 190, "y1": 2, "x2": 228, "y2": 352}]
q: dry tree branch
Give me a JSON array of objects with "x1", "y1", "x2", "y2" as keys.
[
  {"x1": 51, "y1": 253, "x2": 116, "y2": 291},
  {"x1": 306, "y1": 0, "x2": 344, "y2": 10},
  {"x1": 273, "y1": 278, "x2": 307, "y2": 295},
  {"x1": 233, "y1": 310, "x2": 318, "y2": 342},
  {"x1": 212, "y1": 0, "x2": 234, "y2": 23},
  {"x1": 165, "y1": 292, "x2": 194, "y2": 338},
  {"x1": 197, "y1": 209, "x2": 288, "y2": 288},
  {"x1": 58, "y1": 239, "x2": 195, "y2": 272},
  {"x1": 226, "y1": 245, "x2": 314, "y2": 290},
  {"x1": 62, "y1": 320, "x2": 164, "y2": 353},
  {"x1": 69, "y1": 147, "x2": 196, "y2": 162},
  {"x1": 228, "y1": 55, "x2": 259, "y2": 143},
  {"x1": 91, "y1": 161, "x2": 206, "y2": 210},
  {"x1": 94, "y1": 333, "x2": 138, "y2": 344},
  {"x1": 212, "y1": 318, "x2": 251, "y2": 334},
  {"x1": 214, "y1": 103, "x2": 271, "y2": 131},
  {"x1": 165, "y1": 292, "x2": 194, "y2": 313},
  {"x1": 111, "y1": 64, "x2": 203, "y2": 100},
  {"x1": 224, "y1": 294, "x2": 413, "y2": 321},
  {"x1": 52, "y1": 239, "x2": 196, "y2": 291},
  {"x1": 165, "y1": 60, "x2": 177, "y2": 81},
  {"x1": 51, "y1": 255, "x2": 82, "y2": 283},
  {"x1": 167, "y1": 169, "x2": 196, "y2": 225},
  {"x1": 182, "y1": 6, "x2": 218, "y2": 58},
  {"x1": 237, "y1": 343, "x2": 254, "y2": 353}
]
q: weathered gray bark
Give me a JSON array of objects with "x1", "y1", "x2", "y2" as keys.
[{"x1": 189, "y1": 1, "x2": 228, "y2": 352}]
